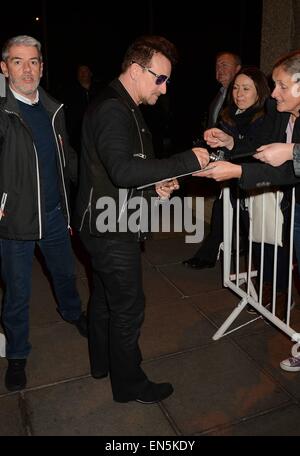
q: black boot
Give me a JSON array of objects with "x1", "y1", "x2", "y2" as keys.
[{"x1": 5, "y1": 359, "x2": 27, "y2": 392}]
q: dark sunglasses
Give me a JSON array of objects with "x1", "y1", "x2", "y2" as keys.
[{"x1": 132, "y1": 61, "x2": 170, "y2": 85}]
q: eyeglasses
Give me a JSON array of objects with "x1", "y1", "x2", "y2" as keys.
[{"x1": 132, "y1": 61, "x2": 170, "y2": 85}]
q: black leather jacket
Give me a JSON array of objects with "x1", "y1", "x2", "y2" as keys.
[
  {"x1": 0, "y1": 85, "x2": 77, "y2": 240},
  {"x1": 76, "y1": 78, "x2": 200, "y2": 241}
]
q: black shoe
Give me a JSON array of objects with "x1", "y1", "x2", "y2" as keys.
[
  {"x1": 182, "y1": 257, "x2": 215, "y2": 269},
  {"x1": 114, "y1": 381, "x2": 174, "y2": 404},
  {"x1": 91, "y1": 369, "x2": 109, "y2": 379},
  {"x1": 68, "y1": 311, "x2": 88, "y2": 338},
  {"x1": 5, "y1": 359, "x2": 27, "y2": 392},
  {"x1": 136, "y1": 381, "x2": 174, "y2": 404}
]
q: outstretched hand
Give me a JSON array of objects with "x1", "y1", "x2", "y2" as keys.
[
  {"x1": 193, "y1": 161, "x2": 242, "y2": 182},
  {"x1": 203, "y1": 128, "x2": 234, "y2": 150},
  {"x1": 155, "y1": 178, "x2": 180, "y2": 200},
  {"x1": 254, "y1": 143, "x2": 293, "y2": 167}
]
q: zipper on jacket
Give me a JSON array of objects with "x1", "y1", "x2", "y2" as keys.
[
  {"x1": 130, "y1": 109, "x2": 147, "y2": 238},
  {"x1": 79, "y1": 187, "x2": 93, "y2": 232},
  {"x1": 133, "y1": 153, "x2": 146, "y2": 159},
  {"x1": 131, "y1": 109, "x2": 147, "y2": 159},
  {"x1": 5, "y1": 109, "x2": 43, "y2": 238},
  {"x1": 51, "y1": 104, "x2": 71, "y2": 228},
  {"x1": 58, "y1": 134, "x2": 66, "y2": 167}
]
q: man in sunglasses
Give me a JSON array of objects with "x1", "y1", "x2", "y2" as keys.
[{"x1": 75, "y1": 35, "x2": 209, "y2": 404}]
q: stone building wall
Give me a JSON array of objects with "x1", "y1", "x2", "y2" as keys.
[{"x1": 260, "y1": 0, "x2": 298, "y2": 74}]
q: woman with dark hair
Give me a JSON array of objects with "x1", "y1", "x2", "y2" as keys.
[
  {"x1": 199, "y1": 50, "x2": 300, "y2": 371},
  {"x1": 220, "y1": 68, "x2": 279, "y2": 317},
  {"x1": 219, "y1": 66, "x2": 270, "y2": 146},
  {"x1": 184, "y1": 66, "x2": 270, "y2": 269}
]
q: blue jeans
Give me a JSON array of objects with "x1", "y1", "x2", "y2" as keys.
[{"x1": 0, "y1": 205, "x2": 81, "y2": 359}]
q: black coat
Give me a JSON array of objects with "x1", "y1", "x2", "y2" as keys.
[
  {"x1": 0, "y1": 85, "x2": 77, "y2": 240},
  {"x1": 75, "y1": 78, "x2": 200, "y2": 241},
  {"x1": 219, "y1": 104, "x2": 265, "y2": 163},
  {"x1": 237, "y1": 99, "x2": 300, "y2": 194}
]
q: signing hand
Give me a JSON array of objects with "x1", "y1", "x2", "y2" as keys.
[
  {"x1": 155, "y1": 178, "x2": 180, "y2": 200},
  {"x1": 193, "y1": 161, "x2": 242, "y2": 182},
  {"x1": 254, "y1": 143, "x2": 294, "y2": 167},
  {"x1": 192, "y1": 147, "x2": 210, "y2": 169},
  {"x1": 203, "y1": 128, "x2": 234, "y2": 150}
]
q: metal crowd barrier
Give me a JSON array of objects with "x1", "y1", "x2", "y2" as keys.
[
  {"x1": 213, "y1": 186, "x2": 297, "y2": 342},
  {"x1": 0, "y1": 332, "x2": 5, "y2": 357}
]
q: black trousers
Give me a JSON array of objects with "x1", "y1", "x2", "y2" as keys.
[{"x1": 80, "y1": 230, "x2": 148, "y2": 400}]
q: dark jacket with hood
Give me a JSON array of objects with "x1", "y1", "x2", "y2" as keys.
[
  {"x1": 0, "y1": 85, "x2": 77, "y2": 240},
  {"x1": 76, "y1": 78, "x2": 201, "y2": 241}
]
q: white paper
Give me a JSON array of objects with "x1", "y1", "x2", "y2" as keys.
[{"x1": 137, "y1": 166, "x2": 215, "y2": 190}]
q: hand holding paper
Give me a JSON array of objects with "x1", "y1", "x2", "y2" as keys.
[
  {"x1": 194, "y1": 161, "x2": 242, "y2": 181},
  {"x1": 155, "y1": 178, "x2": 179, "y2": 200},
  {"x1": 254, "y1": 142, "x2": 293, "y2": 167},
  {"x1": 192, "y1": 147, "x2": 210, "y2": 169}
]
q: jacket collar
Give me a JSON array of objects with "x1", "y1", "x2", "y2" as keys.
[
  {"x1": 108, "y1": 78, "x2": 150, "y2": 131},
  {"x1": 2, "y1": 83, "x2": 62, "y2": 115},
  {"x1": 109, "y1": 78, "x2": 138, "y2": 111}
]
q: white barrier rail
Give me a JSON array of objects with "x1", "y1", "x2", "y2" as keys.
[
  {"x1": 0, "y1": 332, "x2": 5, "y2": 357},
  {"x1": 213, "y1": 186, "x2": 297, "y2": 343}
]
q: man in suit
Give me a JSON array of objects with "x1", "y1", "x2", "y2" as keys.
[
  {"x1": 183, "y1": 51, "x2": 241, "y2": 269},
  {"x1": 208, "y1": 52, "x2": 242, "y2": 127}
]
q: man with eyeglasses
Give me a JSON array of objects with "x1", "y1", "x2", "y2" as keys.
[
  {"x1": 132, "y1": 61, "x2": 170, "y2": 86},
  {"x1": 75, "y1": 35, "x2": 209, "y2": 404},
  {"x1": 183, "y1": 51, "x2": 241, "y2": 270}
]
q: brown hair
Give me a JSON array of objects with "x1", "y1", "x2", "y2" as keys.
[
  {"x1": 221, "y1": 66, "x2": 270, "y2": 125},
  {"x1": 122, "y1": 35, "x2": 178, "y2": 72}
]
